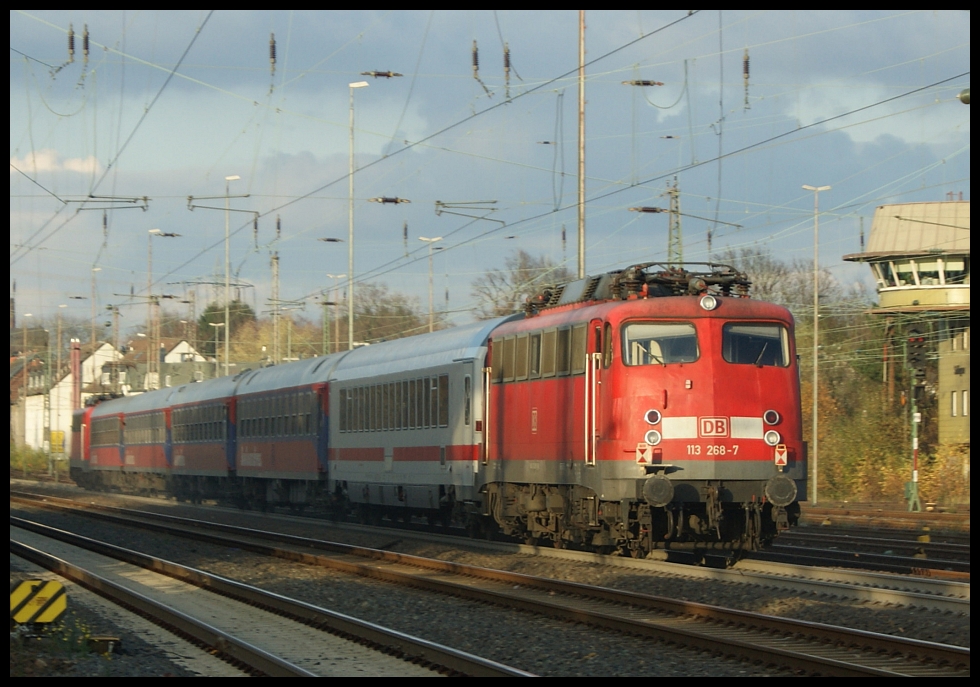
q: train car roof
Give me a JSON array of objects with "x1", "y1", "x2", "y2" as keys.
[
  {"x1": 89, "y1": 385, "x2": 178, "y2": 418},
  {"x1": 234, "y1": 353, "x2": 349, "y2": 396},
  {"x1": 330, "y1": 314, "x2": 520, "y2": 382},
  {"x1": 167, "y1": 372, "x2": 244, "y2": 406}
]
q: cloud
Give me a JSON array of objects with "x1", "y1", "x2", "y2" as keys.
[{"x1": 10, "y1": 149, "x2": 102, "y2": 176}]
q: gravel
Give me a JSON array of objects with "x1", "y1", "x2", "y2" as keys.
[
  {"x1": 9, "y1": 482, "x2": 972, "y2": 676},
  {"x1": 9, "y1": 561, "x2": 221, "y2": 678}
]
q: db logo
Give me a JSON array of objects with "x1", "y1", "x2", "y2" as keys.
[{"x1": 699, "y1": 417, "x2": 729, "y2": 437}]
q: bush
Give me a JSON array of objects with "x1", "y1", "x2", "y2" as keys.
[{"x1": 10, "y1": 442, "x2": 50, "y2": 475}]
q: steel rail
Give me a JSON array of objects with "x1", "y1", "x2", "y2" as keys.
[
  {"x1": 10, "y1": 501, "x2": 969, "y2": 676},
  {"x1": 10, "y1": 516, "x2": 533, "y2": 677},
  {"x1": 11, "y1": 490, "x2": 970, "y2": 612}
]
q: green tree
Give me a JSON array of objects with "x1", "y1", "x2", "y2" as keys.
[{"x1": 197, "y1": 300, "x2": 257, "y2": 358}]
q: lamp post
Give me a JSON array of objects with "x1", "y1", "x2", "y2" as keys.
[
  {"x1": 22, "y1": 312, "x2": 33, "y2": 459},
  {"x1": 90, "y1": 266, "x2": 101, "y2": 350},
  {"x1": 326, "y1": 273, "x2": 346, "y2": 354},
  {"x1": 224, "y1": 175, "x2": 241, "y2": 375},
  {"x1": 209, "y1": 322, "x2": 225, "y2": 380},
  {"x1": 56, "y1": 303, "x2": 66, "y2": 457},
  {"x1": 802, "y1": 184, "x2": 830, "y2": 505},
  {"x1": 148, "y1": 229, "x2": 181, "y2": 390},
  {"x1": 418, "y1": 237, "x2": 444, "y2": 332},
  {"x1": 317, "y1": 239, "x2": 344, "y2": 355},
  {"x1": 348, "y1": 81, "x2": 369, "y2": 350}
]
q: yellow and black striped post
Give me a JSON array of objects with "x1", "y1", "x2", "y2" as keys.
[{"x1": 10, "y1": 580, "x2": 67, "y2": 625}]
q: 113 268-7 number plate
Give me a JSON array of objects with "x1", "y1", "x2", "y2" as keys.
[{"x1": 686, "y1": 444, "x2": 739, "y2": 455}]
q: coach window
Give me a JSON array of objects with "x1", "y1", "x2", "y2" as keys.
[
  {"x1": 515, "y1": 334, "x2": 530, "y2": 381},
  {"x1": 396, "y1": 381, "x2": 404, "y2": 429},
  {"x1": 386, "y1": 383, "x2": 394, "y2": 430},
  {"x1": 529, "y1": 333, "x2": 542, "y2": 379},
  {"x1": 425, "y1": 377, "x2": 439, "y2": 427},
  {"x1": 602, "y1": 323, "x2": 613, "y2": 368},
  {"x1": 464, "y1": 375, "x2": 472, "y2": 425},
  {"x1": 623, "y1": 322, "x2": 699, "y2": 366},
  {"x1": 417, "y1": 378, "x2": 425, "y2": 428},
  {"x1": 406, "y1": 380, "x2": 415, "y2": 428},
  {"x1": 438, "y1": 374, "x2": 449, "y2": 426},
  {"x1": 722, "y1": 323, "x2": 789, "y2": 367},
  {"x1": 571, "y1": 324, "x2": 587, "y2": 374},
  {"x1": 540, "y1": 330, "x2": 556, "y2": 377},
  {"x1": 501, "y1": 337, "x2": 516, "y2": 383},
  {"x1": 556, "y1": 328, "x2": 571, "y2": 376}
]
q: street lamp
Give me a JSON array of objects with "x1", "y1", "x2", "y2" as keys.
[
  {"x1": 348, "y1": 81, "x2": 370, "y2": 350},
  {"x1": 802, "y1": 184, "x2": 830, "y2": 505},
  {"x1": 208, "y1": 322, "x2": 225, "y2": 380},
  {"x1": 418, "y1": 237, "x2": 444, "y2": 333},
  {"x1": 224, "y1": 175, "x2": 241, "y2": 375}
]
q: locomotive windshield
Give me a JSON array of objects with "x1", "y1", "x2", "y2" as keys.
[
  {"x1": 622, "y1": 322, "x2": 699, "y2": 366},
  {"x1": 722, "y1": 323, "x2": 790, "y2": 367}
]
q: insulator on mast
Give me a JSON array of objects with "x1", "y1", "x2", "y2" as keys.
[
  {"x1": 83, "y1": 25, "x2": 90, "y2": 63},
  {"x1": 472, "y1": 40, "x2": 491, "y2": 97},
  {"x1": 269, "y1": 33, "x2": 276, "y2": 74},
  {"x1": 254, "y1": 216, "x2": 259, "y2": 248},
  {"x1": 403, "y1": 221, "x2": 408, "y2": 257},
  {"x1": 504, "y1": 43, "x2": 511, "y2": 99},
  {"x1": 68, "y1": 24, "x2": 75, "y2": 63},
  {"x1": 276, "y1": 215, "x2": 281, "y2": 240},
  {"x1": 742, "y1": 48, "x2": 750, "y2": 110}
]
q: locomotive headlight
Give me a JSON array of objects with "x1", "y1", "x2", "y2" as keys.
[
  {"x1": 763, "y1": 409, "x2": 781, "y2": 425},
  {"x1": 644, "y1": 429, "x2": 662, "y2": 446},
  {"x1": 699, "y1": 295, "x2": 718, "y2": 311},
  {"x1": 764, "y1": 430, "x2": 781, "y2": 446},
  {"x1": 644, "y1": 409, "x2": 662, "y2": 425}
]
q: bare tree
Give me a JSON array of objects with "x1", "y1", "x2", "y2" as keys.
[
  {"x1": 350, "y1": 283, "x2": 434, "y2": 343},
  {"x1": 470, "y1": 250, "x2": 571, "y2": 319},
  {"x1": 715, "y1": 247, "x2": 790, "y2": 304}
]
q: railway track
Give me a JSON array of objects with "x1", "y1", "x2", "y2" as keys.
[
  {"x1": 10, "y1": 494, "x2": 970, "y2": 676},
  {"x1": 10, "y1": 519, "x2": 532, "y2": 677},
  {"x1": 776, "y1": 529, "x2": 971, "y2": 560},
  {"x1": 11, "y1": 488, "x2": 969, "y2": 615},
  {"x1": 801, "y1": 505, "x2": 970, "y2": 532}
]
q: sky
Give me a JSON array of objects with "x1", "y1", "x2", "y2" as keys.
[{"x1": 9, "y1": 10, "x2": 971, "y2": 338}]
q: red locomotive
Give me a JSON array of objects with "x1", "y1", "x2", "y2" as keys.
[
  {"x1": 482, "y1": 263, "x2": 804, "y2": 556},
  {"x1": 71, "y1": 263, "x2": 805, "y2": 558}
]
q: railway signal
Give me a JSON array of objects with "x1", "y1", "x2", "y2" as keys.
[{"x1": 904, "y1": 328, "x2": 926, "y2": 513}]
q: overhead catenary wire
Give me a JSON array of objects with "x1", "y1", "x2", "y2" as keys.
[{"x1": 11, "y1": 12, "x2": 968, "y2": 330}]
